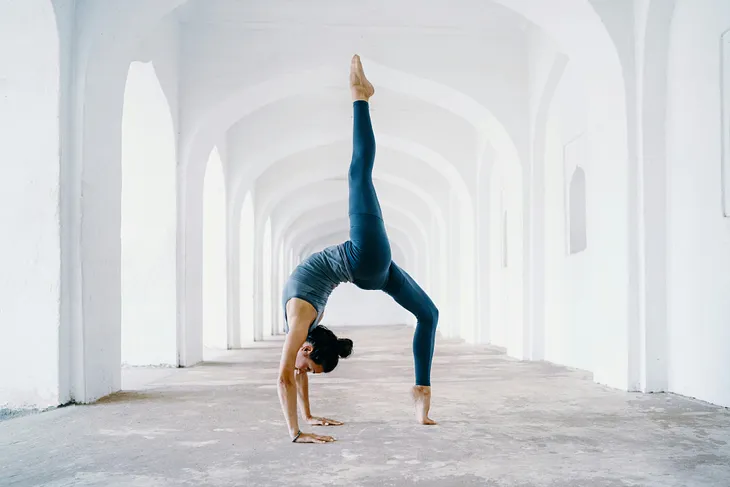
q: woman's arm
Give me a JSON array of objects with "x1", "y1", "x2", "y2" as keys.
[
  {"x1": 295, "y1": 369, "x2": 313, "y2": 420},
  {"x1": 277, "y1": 298, "x2": 335, "y2": 443},
  {"x1": 277, "y1": 327, "x2": 306, "y2": 439},
  {"x1": 295, "y1": 369, "x2": 344, "y2": 426}
]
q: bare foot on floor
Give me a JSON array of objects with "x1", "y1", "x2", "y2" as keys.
[
  {"x1": 350, "y1": 54, "x2": 375, "y2": 102},
  {"x1": 412, "y1": 385, "x2": 437, "y2": 425}
]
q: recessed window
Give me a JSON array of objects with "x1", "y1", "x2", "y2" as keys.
[
  {"x1": 569, "y1": 166, "x2": 587, "y2": 254},
  {"x1": 502, "y1": 210, "x2": 508, "y2": 268}
]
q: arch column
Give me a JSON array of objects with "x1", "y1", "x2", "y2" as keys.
[
  {"x1": 0, "y1": 0, "x2": 62, "y2": 409},
  {"x1": 631, "y1": 0, "x2": 676, "y2": 393},
  {"x1": 524, "y1": 55, "x2": 568, "y2": 361},
  {"x1": 178, "y1": 161, "x2": 206, "y2": 365}
]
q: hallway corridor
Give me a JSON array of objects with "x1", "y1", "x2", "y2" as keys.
[{"x1": 2, "y1": 326, "x2": 729, "y2": 487}]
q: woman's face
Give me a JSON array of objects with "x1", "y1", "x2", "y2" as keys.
[{"x1": 295, "y1": 344, "x2": 324, "y2": 374}]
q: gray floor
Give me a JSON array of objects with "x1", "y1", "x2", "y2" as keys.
[{"x1": 2, "y1": 325, "x2": 730, "y2": 487}]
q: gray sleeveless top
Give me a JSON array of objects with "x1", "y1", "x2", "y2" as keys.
[{"x1": 282, "y1": 243, "x2": 353, "y2": 332}]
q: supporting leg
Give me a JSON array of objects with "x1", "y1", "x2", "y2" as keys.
[{"x1": 383, "y1": 261, "x2": 439, "y2": 424}]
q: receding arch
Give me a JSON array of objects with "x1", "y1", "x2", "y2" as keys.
[
  {"x1": 241, "y1": 140, "x2": 456, "y2": 339},
  {"x1": 269, "y1": 182, "x2": 432, "y2": 253},
  {"x1": 237, "y1": 135, "x2": 464, "y2": 236},
  {"x1": 191, "y1": 75, "x2": 500, "y2": 339},
  {"x1": 181, "y1": 61, "x2": 520, "y2": 186},
  {"x1": 203, "y1": 147, "x2": 227, "y2": 352},
  {"x1": 121, "y1": 61, "x2": 177, "y2": 366},
  {"x1": 241, "y1": 137, "x2": 466, "y2": 339},
  {"x1": 270, "y1": 183, "x2": 439, "y2": 297}
]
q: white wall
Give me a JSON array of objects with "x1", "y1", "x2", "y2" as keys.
[
  {"x1": 261, "y1": 218, "x2": 273, "y2": 337},
  {"x1": 9, "y1": 0, "x2": 730, "y2": 412},
  {"x1": 0, "y1": 0, "x2": 61, "y2": 409},
  {"x1": 542, "y1": 58, "x2": 594, "y2": 373},
  {"x1": 203, "y1": 147, "x2": 228, "y2": 350},
  {"x1": 121, "y1": 60, "x2": 177, "y2": 366},
  {"x1": 239, "y1": 192, "x2": 255, "y2": 344},
  {"x1": 666, "y1": 0, "x2": 730, "y2": 407}
]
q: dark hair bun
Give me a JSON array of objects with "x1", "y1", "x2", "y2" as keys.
[{"x1": 337, "y1": 338, "x2": 353, "y2": 358}]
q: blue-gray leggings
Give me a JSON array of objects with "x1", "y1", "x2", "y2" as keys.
[{"x1": 342, "y1": 100, "x2": 439, "y2": 387}]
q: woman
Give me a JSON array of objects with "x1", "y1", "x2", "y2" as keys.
[{"x1": 278, "y1": 55, "x2": 439, "y2": 444}]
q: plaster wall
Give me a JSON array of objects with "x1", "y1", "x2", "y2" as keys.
[
  {"x1": 542, "y1": 59, "x2": 594, "y2": 373},
  {"x1": 203, "y1": 148, "x2": 228, "y2": 349},
  {"x1": 12, "y1": 0, "x2": 730, "y2": 412},
  {"x1": 0, "y1": 0, "x2": 61, "y2": 409},
  {"x1": 532, "y1": 26, "x2": 630, "y2": 386},
  {"x1": 666, "y1": 0, "x2": 730, "y2": 407},
  {"x1": 121, "y1": 61, "x2": 177, "y2": 366},
  {"x1": 178, "y1": 2, "x2": 531, "y2": 166},
  {"x1": 239, "y1": 192, "x2": 256, "y2": 345}
]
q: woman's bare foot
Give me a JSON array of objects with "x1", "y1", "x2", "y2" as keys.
[
  {"x1": 412, "y1": 385, "x2": 437, "y2": 425},
  {"x1": 350, "y1": 54, "x2": 375, "y2": 102}
]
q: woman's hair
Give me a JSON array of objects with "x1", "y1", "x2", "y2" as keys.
[{"x1": 307, "y1": 325, "x2": 353, "y2": 373}]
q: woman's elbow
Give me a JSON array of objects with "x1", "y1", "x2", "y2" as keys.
[{"x1": 277, "y1": 373, "x2": 294, "y2": 388}]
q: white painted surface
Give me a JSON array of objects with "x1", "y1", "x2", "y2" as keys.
[
  {"x1": 262, "y1": 219, "x2": 273, "y2": 337},
  {"x1": 121, "y1": 61, "x2": 177, "y2": 366},
  {"x1": 3, "y1": 0, "x2": 730, "y2": 411},
  {"x1": 568, "y1": 167, "x2": 587, "y2": 254},
  {"x1": 0, "y1": 0, "x2": 61, "y2": 409},
  {"x1": 666, "y1": 0, "x2": 730, "y2": 407},
  {"x1": 239, "y1": 192, "x2": 255, "y2": 344},
  {"x1": 203, "y1": 148, "x2": 227, "y2": 350}
]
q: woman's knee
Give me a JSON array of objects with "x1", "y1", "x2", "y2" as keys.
[
  {"x1": 418, "y1": 302, "x2": 439, "y2": 330},
  {"x1": 348, "y1": 159, "x2": 373, "y2": 183}
]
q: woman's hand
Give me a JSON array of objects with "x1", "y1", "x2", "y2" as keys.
[
  {"x1": 306, "y1": 416, "x2": 343, "y2": 426},
  {"x1": 294, "y1": 432, "x2": 336, "y2": 444}
]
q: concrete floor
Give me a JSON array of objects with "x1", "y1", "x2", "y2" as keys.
[{"x1": 2, "y1": 326, "x2": 730, "y2": 487}]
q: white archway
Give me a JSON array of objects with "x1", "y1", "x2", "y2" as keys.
[
  {"x1": 120, "y1": 61, "x2": 177, "y2": 366},
  {"x1": 242, "y1": 139, "x2": 462, "y2": 343},
  {"x1": 203, "y1": 147, "x2": 227, "y2": 351},
  {"x1": 182, "y1": 64, "x2": 516, "y2": 351}
]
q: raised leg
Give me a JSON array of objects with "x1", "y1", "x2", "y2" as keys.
[
  {"x1": 346, "y1": 56, "x2": 391, "y2": 284},
  {"x1": 382, "y1": 261, "x2": 439, "y2": 424},
  {"x1": 348, "y1": 100, "x2": 381, "y2": 219}
]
